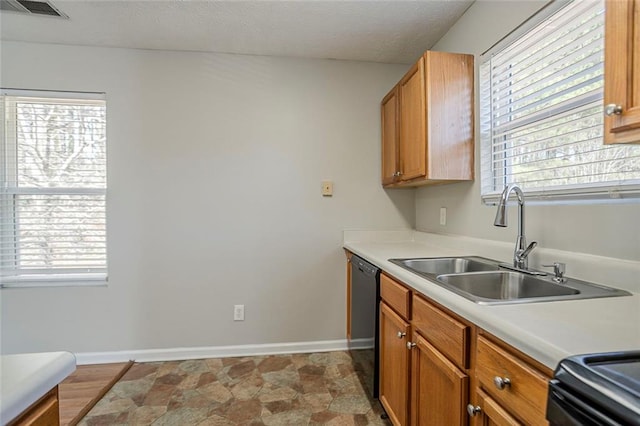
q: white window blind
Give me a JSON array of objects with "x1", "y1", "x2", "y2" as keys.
[
  {"x1": 479, "y1": 0, "x2": 640, "y2": 203},
  {"x1": 0, "y1": 90, "x2": 107, "y2": 287}
]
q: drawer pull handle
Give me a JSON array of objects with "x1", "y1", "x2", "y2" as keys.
[
  {"x1": 467, "y1": 404, "x2": 481, "y2": 417},
  {"x1": 407, "y1": 342, "x2": 416, "y2": 350},
  {"x1": 397, "y1": 331, "x2": 406, "y2": 339},
  {"x1": 493, "y1": 376, "x2": 511, "y2": 390}
]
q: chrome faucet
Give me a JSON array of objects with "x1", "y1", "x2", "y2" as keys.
[{"x1": 493, "y1": 184, "x2": 538, "y2": 270}]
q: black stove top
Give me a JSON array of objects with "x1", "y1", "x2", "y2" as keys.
[{"x1": 549, "y1": 351, "x2": 640, "y2": 425}]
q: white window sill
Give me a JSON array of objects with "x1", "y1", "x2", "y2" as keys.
[{"x1": 0, "y1": 274, "x2": 108, "y2": 289}]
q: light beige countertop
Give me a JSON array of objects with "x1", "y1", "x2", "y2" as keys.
[
  {"x1": 0, "y1": 351, "x2": 76, "y2": 425},
  {"x1": 343, "y1": 230, "x2": 640, "y2": 370}
]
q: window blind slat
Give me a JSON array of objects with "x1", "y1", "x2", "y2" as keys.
[
  {"x1": 490, "y1": 73, "x2": 603, "y2": 124},
  {"x1": 490, "y1": 23, "x2": 604, "y2": 97},
  {"x1": 490, "y1": 0, "x2": 603, "y2": 70},
  {"x1": 489, "y1": 52, "x2": 604, "y2": 116}
]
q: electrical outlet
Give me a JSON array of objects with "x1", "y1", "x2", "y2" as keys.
[
  {"x1": 234, "y1": 304, "x2": 245, "y2": 321},
  {"x1": 440, "y1": 207, "x2": 447, "y2": 226}
]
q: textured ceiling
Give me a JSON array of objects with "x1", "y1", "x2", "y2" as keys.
[{"x1": 0, "y1": 0, "x2": 474, "y2": 64}]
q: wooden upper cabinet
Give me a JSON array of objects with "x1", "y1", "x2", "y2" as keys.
[
  {"x1": 399, "y1": 58, "x2": 428, "y2": 182},
  {"x1": 604, "y1": 0, "x2": 640, "y2": 144},
  {"x1": 425, "y1": 51, "x2": 475, "y2": 180},
  {"x1": 381, "y1": 50, "x2": 474, "y2": 187},
  {"x1": 381, "y1": 86, "x2": 400, "y2": 185}
]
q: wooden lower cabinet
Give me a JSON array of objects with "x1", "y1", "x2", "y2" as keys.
[
  {"x1": 372, "y1": 273, "x2": 552, "y2": 426},
  {"x1": 475, "y1": 334, "x2": 550, "y2": 425},
  {"x1": 379, "y1": 301, "x2": 411, "y2": 426},
  {"x1": 9, "y1": 386, "x2": 60, "y2": 426},
  {"x1": 381, "y1": 273, "x2": 411, "y2": 319},
  {"x1": 410, "y1": 333, "x2": 469, "y2": 426},
  {"x1": 345, "y1": 249, "x2": 352, "y2": 339},
  {"x1": 471, "y1": 390, "x2": 521, "y2": 426}
]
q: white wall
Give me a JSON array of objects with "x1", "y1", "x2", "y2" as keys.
[
  {"x1": 416, "y1": 0, "x2": 640, "y2": 262},
  {"x1": 0, "y1": 41, "x2": 414, "y2": 354}
]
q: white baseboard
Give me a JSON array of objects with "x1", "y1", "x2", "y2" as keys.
[{"x1": 74, "y1": 338, "x2": 374, "y2": 365}]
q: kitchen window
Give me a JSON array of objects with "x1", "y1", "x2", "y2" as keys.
[
  {"x1": 479, "y1": 0, "x2": 640, "y2": 203},
  {"x1": 0, "y1": 90, "x2": 107, "y2": 287}
]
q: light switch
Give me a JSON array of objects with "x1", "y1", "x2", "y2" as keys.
[{"x1": 322, "y1": 181, "x2": 333, "y2": 196}]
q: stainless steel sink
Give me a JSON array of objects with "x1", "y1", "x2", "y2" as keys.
[
  {"x1": 435, "y1": 271, "x2": 631, "y2": 305},
  {"x1": 389, "y1": 256, "x2": 631, "y2": 305},
  {"x1": 389, "y1": 256, "x2": 500, "y2": 277},
  {"x1": 437, "y1": 271, "x2": 577, "y2": 302}
]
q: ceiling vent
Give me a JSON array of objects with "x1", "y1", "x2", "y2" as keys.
[{"x1": 0, "y1": 0, "x2": 68, "y2": 18}]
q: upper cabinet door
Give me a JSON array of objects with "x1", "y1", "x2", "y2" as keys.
[
  {"x1": 604, "y1": 0, "x2": 640, "y2": 144},
  {"x1": 424, "y1": 51, "x2": 475, "y2": 180},
  {"x1": 381, "y1": 86, "x2": 400, "y2": 185},
  {"x1": 399, "y1": 58, "x2": 427, "y2": 181}
]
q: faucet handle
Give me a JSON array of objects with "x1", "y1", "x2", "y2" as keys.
[
  {"x1": 542, "y1": 262, "x2": 566, "y2": 282},
  {"x1": 521, "y1": 241, "x2": 537, "y2": 257}
]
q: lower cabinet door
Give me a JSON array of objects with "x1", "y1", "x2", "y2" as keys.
[
  {"x1": 411, "y1": 333, "x2": 468, "y2": 426},
  {"x1": 379, "y1": 302, "x2": 410, "y2": 426},
  {"x1": 11, "y1": 387, "x2": 60, "y2": 426},
  {"x1": 471, "y1": 390, "x2": 522, "y2": 426}
]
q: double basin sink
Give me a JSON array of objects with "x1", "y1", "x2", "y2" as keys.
[{"x1": 389, "y1": 256, "x2": 630, "y2": 305}]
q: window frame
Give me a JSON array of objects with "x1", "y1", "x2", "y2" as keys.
[
  {"x1": 0, "y1": 89, "x2": 108, "y2": 288},
  {"x1": 478, "y1": 0, "x2": 640, "y2": 205}
]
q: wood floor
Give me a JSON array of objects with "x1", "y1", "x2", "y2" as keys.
[{"x1": 58, "y1": 361, "x2": 133, "y2": 426}]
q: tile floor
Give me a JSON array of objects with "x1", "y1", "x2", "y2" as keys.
[{"x1": 79, "y1": 350, "x2": 391, "y2": 425}]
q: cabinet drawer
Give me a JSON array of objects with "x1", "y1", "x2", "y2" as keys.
[
  {"x1": 476, "y1": 335, "x2": 549, "y2": 425},
  {"x1": 412, "y1": 295, "x2": 469, "y2": 369},
  {"x1": 380, "y1": 273, "x2": 411, "y2": 319}
]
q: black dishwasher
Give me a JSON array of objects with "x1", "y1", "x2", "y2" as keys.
[
  {"x1": 348, "y1": 255, "x2": 380, "y2": 398},
  {"x1": 547, "y1": 351, "x2": 640, "y2": 425}
]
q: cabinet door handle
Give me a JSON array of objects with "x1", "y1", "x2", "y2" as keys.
[
  {"x1": 393, "y1": 171, "x2": 402, "y2": 177},
  {"x1": 493, "y1": 376, "x2": 511, "y2": 390},
  {"x1": 467, "y1": 404, "x2": 481, "y2": 417},
  {"x1": 397, "y1": 331, "x2": 406, "y2": 339},
  {"x1": 407, "y1": 342, "x2": 416, "y2": 350},
  {"x1": 605, "y1": 104, "x2": 623, "y2": 116}
]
